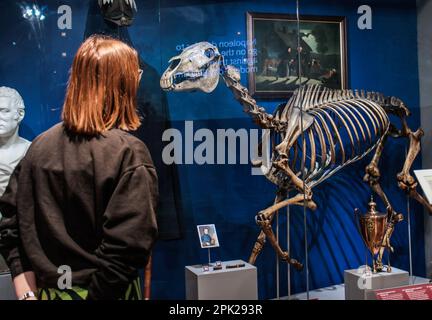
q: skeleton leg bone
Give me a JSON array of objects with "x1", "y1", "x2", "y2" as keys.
[
  {"x1": 396, "y1": 128, "x2": 432, "y2": 214},
  {"x1": 274, "y1": 156, "x2": 316, "y2": 204},
  {"x1": 249, "y1": 189, "x2": 287, "y2": 265},
  {"x1": 249, "y1": 229, "x2": 267, "y2": 265},
  {"x1": 364, "y1": 135, "x2": 393, "y2": 210},
  {"x1": 249, "y1": 156, "x2": 317, "y2": 269},
  {"x1": 254, "y1": 193, "x2": 314, "y2": 271}
]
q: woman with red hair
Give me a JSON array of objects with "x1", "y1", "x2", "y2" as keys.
[{"x1": 0, "y1": 35, "x2": 158, "y2": 300}]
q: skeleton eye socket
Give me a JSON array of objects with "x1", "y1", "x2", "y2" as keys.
[
  {"x1": 170, "y1": 58, "x2": 181, "y2": 69},
  {"x1": 204, "y1": 48, "x2": 215, "y2": 59}
]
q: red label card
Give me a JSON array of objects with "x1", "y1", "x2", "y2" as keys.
[{"x1": 375, "y1": 283, "x2": 432, "y2": 300}]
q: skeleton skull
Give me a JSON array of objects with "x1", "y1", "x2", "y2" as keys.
[{"x1": 160, "y1": 42, "x2": 222, "y2": 93}]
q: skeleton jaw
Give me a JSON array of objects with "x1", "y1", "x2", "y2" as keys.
[{"x1": 160, "y1": 69, "x2": 206, "y2": 92}]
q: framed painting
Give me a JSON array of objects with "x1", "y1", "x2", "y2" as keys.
[{"x1": 247, "y1": 12, "x2": 347, "y2": 99}]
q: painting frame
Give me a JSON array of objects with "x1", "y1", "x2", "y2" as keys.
[{"x1": 246, "y1": 12, "x2": 348, "y2": 99}]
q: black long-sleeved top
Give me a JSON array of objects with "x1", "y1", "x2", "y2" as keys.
[{"x1": 0, "y1": 123, "x2": 158, "y2": 300}]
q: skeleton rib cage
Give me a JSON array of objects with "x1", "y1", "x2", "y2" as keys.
[{"x1": 267, "y1": 85, "x2": 391, "y2": 190}]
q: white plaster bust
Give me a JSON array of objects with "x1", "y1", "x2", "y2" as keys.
[{"x1": 0, "y1": 87, "x2": 31, "y2": 197}]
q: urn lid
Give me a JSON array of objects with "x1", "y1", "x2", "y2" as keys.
[{"x1": 364, "y1": 196, "x2": 386, "y2": 218}]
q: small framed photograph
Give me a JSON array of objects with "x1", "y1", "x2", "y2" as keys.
[
  {"x1": 414, "y1": 169, "x2": 432, "y2": 204},
  {"x1": 197, "y1": 224, "x2": 220, "y2": 249}
]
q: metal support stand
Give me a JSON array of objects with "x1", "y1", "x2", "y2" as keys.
[
  {"x1": 287, "y1": 203, "x2": 291, "y2": 299},
  {"x1": 276, "y1": 210, "x2": 280, "y2": 299},
  {"x1": 295, "y1": 0, "x2": 310, "y2": 300},
  {"x1": 405, "y1": 147, "x2": 414, "y2": 284},
  {"x1": 407, "y1": 190, "x2": 414, "y2": 284}
]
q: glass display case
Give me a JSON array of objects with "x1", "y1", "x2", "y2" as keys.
[{"x1": 0, "y1": 0, "x2": 431, "y2": 300}]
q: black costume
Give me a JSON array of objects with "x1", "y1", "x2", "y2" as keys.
[{"x1": 84, "y1": 0, "x2": 182, "y2": 240}]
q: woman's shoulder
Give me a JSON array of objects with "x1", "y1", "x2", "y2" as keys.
[
  {"x1": 25, "y1": 124, "x2": 154, "y2": 169},
  {"x1": 105, "y1": 129, "x2": 148, "y2": 152},
  {"x1": 33, "y1": 122, "x2": 63, "y2": 138},
  {"x1": 24, "y1": 123, "x2": 64, "y2": 151},
  {"x1": 105, "y1": 129, "x2": 154, "y2": 167}
]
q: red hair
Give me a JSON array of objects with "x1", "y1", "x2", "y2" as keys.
[{"x1": 62, "y1": 35, "x2": 141, "y2": 135}]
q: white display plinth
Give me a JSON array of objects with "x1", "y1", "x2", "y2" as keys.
[
  {"x1": 344, "y1": 267, "x2": 409, "y2": 300},
  {"x1": 278, "y1": 275, "x2": 429, "y2": 300},
  {"x1": 185, "y1": 259, "x2": 257, "y2": 300},
  {"x1": 0, "y1": 271, "x2": 16, "y2": 300}
]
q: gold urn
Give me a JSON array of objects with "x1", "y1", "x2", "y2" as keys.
[{"x1": 355, "y1": 198, "x2": 388, "y2": 273}]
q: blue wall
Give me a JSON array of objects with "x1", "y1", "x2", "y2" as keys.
[{"x1": 0, "y1": 0, "x2": 425, "y2": 300}]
